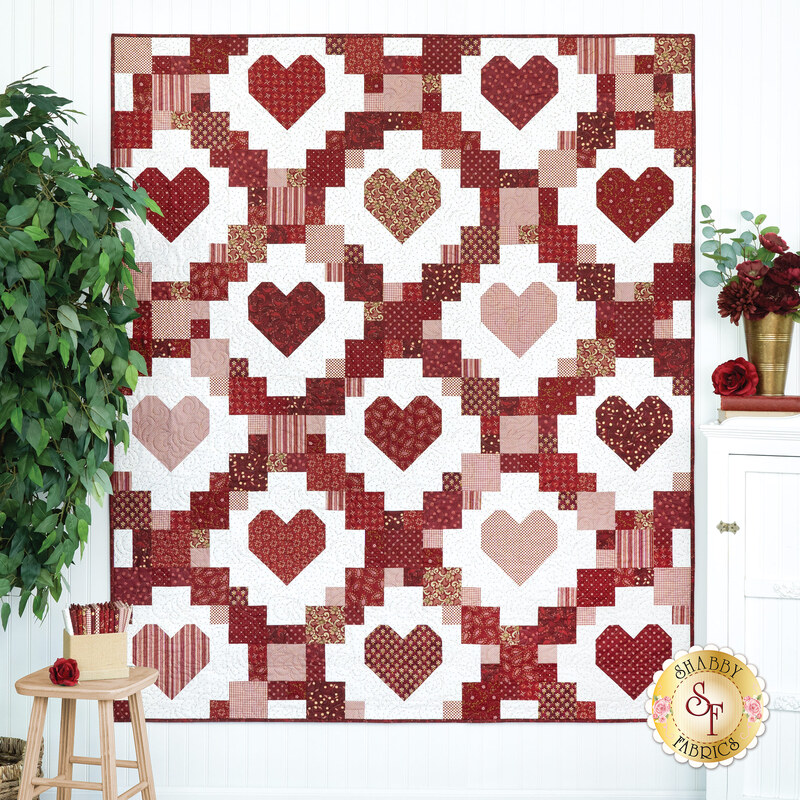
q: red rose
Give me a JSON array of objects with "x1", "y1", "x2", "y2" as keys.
[
  {"x1": 756, "y1": 276, "x2": 800, "y2": 314},
  {"x1": 711, "y1": 357, "x2": 759, "y2": 396},
  {"x1": 49, "y1": 657, "x2": 80, "y2": 687},
  {"x1": 736, "y1": 260, "x2": 768, "y2": 281},
  {"x1": 759, "y1": 232, "x2": 789, "y2": 253},
  {"x1": 769, "y1": 252, "x2": 800, "y2": 287}
]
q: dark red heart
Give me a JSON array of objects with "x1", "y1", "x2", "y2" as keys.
[
  {"x1": 248, "y1": 282, "x2": 325, "y2": 356},
  {"x1": 596, "y1": 395, "x2": 673, "y2": 471},
  {"x1": 595, "y1": 624, "x2": 672, "y2": 699},
  {"x1": 249, "y1": 510, "x2": 326, "y2": 584},
  {"x1": 135, "y1": 167, "x2": 209, "y2": 242},
  {"x1": 596, "y1": 167, "x2": 674, "y2": 242},
  {"x1": 481, "y1": 56, "x2": 559, "y2": 129},
  {"x1": 248, "y1": 55, "x2": 326, "y2": 129},
  {"x1": 364, "y1": 396, "x2": 442, "y2": 471},
  {"x1": 365, "y1": 625, "x2": 443, "y2": 699}
]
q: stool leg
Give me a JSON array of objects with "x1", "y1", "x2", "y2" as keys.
[
  {"x1": 17, "y1": 696, "x2": 47, "y2": 800},
  {"x1": 57, "y1": 698, "x2": 76, "y2": 800},
  {"x1": 129, "y1": 692, "x2": 156, "y2": 799},
  {"x1": 97, "y1": 700, "x2": 118, "y2": 800}
]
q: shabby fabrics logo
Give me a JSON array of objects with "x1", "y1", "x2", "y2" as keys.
[{"x1": 645, "y1": 645, "x2": 769, "y2": 768}]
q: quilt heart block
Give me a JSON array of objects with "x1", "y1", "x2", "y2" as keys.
[
  {"x1": 363, "y1": 168, "x2": 442, "y2": 243},
  {"x1": 595, "y1": 624, "x2": 673, "y2": 699},
  {"x1": 135, "y1": 167, "x2": 209, "y2": 242},
  {"x1": 481, "y1": 56, "x2": 559, "y2": 129},
  {"x1": 111, "y1": 33, "x2": 694, "y2": 724},
  {"x1": 365, "y1": 625, "x2": 443, "y2": 700},
  {"x1": 132, "y1": 624, "x2": 211, "y2": 700},
  {"x1": 364, "y1": 396, "x2": 442, "y2": 470},
  {"x1": 248, "y1": 54, "x2": 326, "y2": 128}
]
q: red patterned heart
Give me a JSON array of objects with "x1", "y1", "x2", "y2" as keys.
[
  {"x1": 596, "y1": 167, "x2": 674, "y2": 242},
  {"x1": 481, "y1": 56, "x2": 559, "y2": 129},
  {"x1": 248, "y1": 282, "x2": 325, "y2": 356},
  {"x1": 132, "y1": 624, "x2": 210, "y2": 700},
  {"x1": 365, "y1": 625, "x2": 443, "y2": 700},
  {"x1": 364, "y1": 396, "x2": 442, "y2": 470},
  {"x1": 248, "y1": 55, "x2": 326, "y2": 129},
  {"x1": 249, "y1": 510, "x2": 326, "y2": 584},
  {"x1": 595, "y1": 624, "x2": 672, "y2": 699},
  {"x1": 596, "y1": 395, "x2": 673, "y2": 471},
  {"x1": 135, "y1": 167, "x2": 209, "y2": 242}
]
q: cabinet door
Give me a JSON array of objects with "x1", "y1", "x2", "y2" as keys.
[{"x1": 726, "y1": 454, "x2": 800, "y2": 800}]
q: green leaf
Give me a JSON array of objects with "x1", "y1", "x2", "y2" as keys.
[
  {"x1": 12, "y1": 332, "x2": 26, "y2": 366},
  {"x1": 700, "y1": 240, "x2": 720, "y2": 253},
  {"x1": 58, "y1": 336, "x2": 70, "y2": 366},
  {"x1": 6, "y1": 197, "x2": 38, "y2": 226},
  {"x1": 57, "y1": 304, "x2": 81, "y2": 332},
  {"x1": 1, "y1": 603, "x2": 10, "y2": 629},
  {"x1": 90, "y1": 348, "x2": 105, "y2": 369},
  {"x1": 29, "y1": 150, "x2": 44, "y2": 167},
  {"x1": 20, "y1": 554, "x2": 40, "y2": 587},
  {"x1": 28, "y1": 463, "x2": 43, "y2": 487},
  {"x1": 18, "y1": 257, "x2": 44, "y2": 280},
  {"x1": 9, "y1": 230, "x2": 36, "y2": 251},
  {"x1": 754, "y1": 213, "x2": 767, "y2": 225},
  {"x1": 700, "y1": 204, "x2": 712, "y2": 218},
  {"x1": 741, "y1": 210, "x2": 754, "y2": 221},
  {"x1": 109, "y1": 304, "x2": 138, "y2": 325},
  {"x1": 715, "y1": 228, "x2": 737, "y2": 234},
  {"x1": 55, "y1": 206, "x2": 73, "y2": 241},
  {"x1": 128, "y1": 349, "x2": 147, "y2": 376},
  {"x1": 37, "y1": 199, "x2": 54, "y2": 228},
  {"x1": 701, "y1": 226, "x2": 716, "y2": 238},
  {"x1": 761, "y1": 226, "x2": 780, "y2": 235},
  {"x1": 10, "y1": 406, "x2": 23, "y2": 433},
  {"x1": 71, "y1": 212, "x2": 94, "y2": 241},
  {"x1": 0, "y1": 238, "x2": 15, "y2": 262},
  {"x1": 125, "y1": 363, "x2": 138, "y2": 391},
  {"x1": 54, "y1": 176, "x2": 86, "y2": 195}
]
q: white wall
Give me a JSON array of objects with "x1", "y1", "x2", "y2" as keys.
[{"x1": 2, "y1": 0, "x2": 799, "y2": 797}]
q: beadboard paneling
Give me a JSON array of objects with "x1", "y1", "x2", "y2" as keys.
[{"x1": 3, "y1": 0, "x2": 799, "y2": 796}]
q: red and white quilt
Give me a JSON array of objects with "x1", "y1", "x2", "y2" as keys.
[{"x1": 110, "y1": 34, "x2": 694, "y2": 722}]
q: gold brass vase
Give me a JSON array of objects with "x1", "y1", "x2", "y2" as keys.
[{"x1": 743, "y1": 312, "x2": 795, "y2": 396}]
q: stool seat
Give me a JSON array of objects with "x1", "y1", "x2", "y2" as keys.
[
  {"x1": 15, "y1": 665, "x2": 158, "y2": 800},
  {"x1": 15, "y1": 666, "x2": 158, "y2": 701}
]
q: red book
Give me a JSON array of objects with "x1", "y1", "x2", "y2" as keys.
[{"x1": 720, "y1": 395, "x2": 800, "y2": 412}]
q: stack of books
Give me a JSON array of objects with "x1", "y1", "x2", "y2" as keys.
[{"x1": 718, "y1": 395, "x2": 800, "y2": 422}]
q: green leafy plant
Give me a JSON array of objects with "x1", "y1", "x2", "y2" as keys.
[
  {"x1": 0, "y1": 72, "x2": 158, "y2": 627},
  {"x1": 699, "y1": 205, "x2": 800, "y2": 325}
]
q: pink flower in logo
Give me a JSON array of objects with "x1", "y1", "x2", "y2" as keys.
[
  {"x1": 653, "y1": 695, "x2": 672, "y2": 723},
  {"x1": 743, "y1": 695, "x2": 762, "y2": 723}
]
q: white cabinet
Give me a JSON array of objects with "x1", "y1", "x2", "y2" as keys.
[{"x1": 702, "y1": 419, "x2": 800, "y2": 800}]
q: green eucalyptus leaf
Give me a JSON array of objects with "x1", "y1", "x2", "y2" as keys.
[
  {"x1": 700, "y1": 204, "x2": 712, "y2": 217},
  {"x1": 741, "y1": 210, "x2": 754, "y2": 221},
  {"x1": 699, "y1": 270, "x2": 724, "y2": 287}
]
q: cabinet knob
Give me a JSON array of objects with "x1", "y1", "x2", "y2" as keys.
[{"x1": 717, "y1": 520, "x2": 740, "y2": 534}]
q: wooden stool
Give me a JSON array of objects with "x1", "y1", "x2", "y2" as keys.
[{"x1": 14, "y1": 666, "x2": 158, "y2": 800}]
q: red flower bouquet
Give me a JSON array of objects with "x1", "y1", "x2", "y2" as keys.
[{"x1": 699, "y1": 207, "x2": 800, "y2": 325}]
